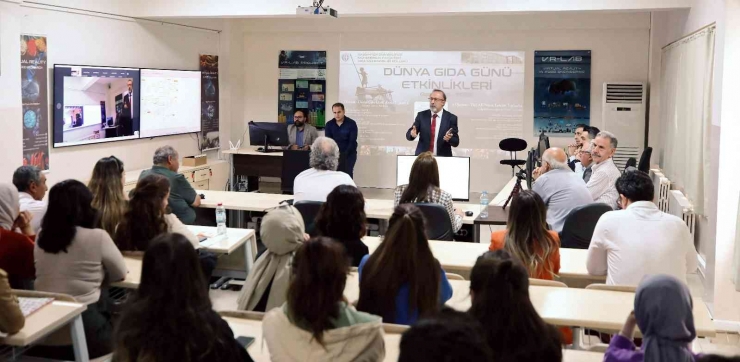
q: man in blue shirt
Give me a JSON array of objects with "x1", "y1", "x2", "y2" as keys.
[{"x1": 324, "y1": 103, "x2": 358, "y2": 178}]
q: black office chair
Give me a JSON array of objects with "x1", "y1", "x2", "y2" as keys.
[
  {"x1": 293, "y1": 201, "x2": 324, "y2": 236},
  {"x1": 414, "y1": 203, "x2": 454, "y2": 241},
  {"x1": 499, "y1": 138, "x2": 527, "y2": 176},
  {"x1": 559, "y1": 203, "x2": 613, "y2": 249},
  {"x1": 638, "y1": 147, "x2": 653, "y2": 173},
  {"x1": 624, "y1": 157, "x2": 637, "y2": 173}
]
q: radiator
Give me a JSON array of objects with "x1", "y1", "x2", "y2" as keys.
[
  {"x1": 650, "y1": 169, "x2": 671, "y2": 213},
  {"x1": 668, "y1": 190, "x2": 697, "y2": 245}
]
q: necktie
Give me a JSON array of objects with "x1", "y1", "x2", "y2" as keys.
[{"x1": 430, "y1": 113, "x2": 437, "y2": 152}]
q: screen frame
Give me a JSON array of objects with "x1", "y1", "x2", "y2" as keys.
[
  {"x1": 395, "y1": 155, "x2": 471, "y2": 202},
  {"x1": 138, "y1": 67, "x2": 203, "y2": 139}
]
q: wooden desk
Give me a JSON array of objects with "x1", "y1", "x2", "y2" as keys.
[
  {"x1": 1, "y1": 301, "x2": 89, "y2": 361},
  {"x1": 224, "y1": 147, "x2": 283, "y2": 192}
]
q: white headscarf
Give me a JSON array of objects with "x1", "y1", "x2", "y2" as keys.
[{"x1": 0, "y1": 183, "x2": 20, "y2": 230}]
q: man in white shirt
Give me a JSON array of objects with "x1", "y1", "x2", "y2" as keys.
[
  {"x1": 577, "y1": 142, "x2": 594, "y2": 183},
  {"x1": 12, "y1": 165, "x2": 48, "y2": 233},
  {"x1": 293, "y1": 137, "x2": 356, "y2": 202},
  {"x1": 587, "y1": 171, "x2": 698, "y2": 286},
  {"x1": 586, "y1": 131, "x2": 621, "y2": 209}
]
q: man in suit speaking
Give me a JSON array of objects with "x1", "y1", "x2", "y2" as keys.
[{"x1": 405, "y1": 89, "x2": 459, "y2": 156}]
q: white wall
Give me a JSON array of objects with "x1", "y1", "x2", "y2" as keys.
[
  {"x1": 0, "y1": 0, "x2": 24, "y2": 183},
  {"x1": 239, "y1": 12, "x2": 651, "y2": 191}
]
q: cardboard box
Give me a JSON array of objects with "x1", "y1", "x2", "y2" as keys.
[{"x1": 182, "y1": 154, "x2": 207, "y2": 167}]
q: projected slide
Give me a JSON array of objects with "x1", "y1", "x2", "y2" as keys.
[
  {"x1": 140, "y1": 69, "x2": 201, "y2": 138},
  {"x1": 339, "y1": 51, "x2": 525, "y2": 190}
]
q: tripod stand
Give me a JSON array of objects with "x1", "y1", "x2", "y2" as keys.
[{"x1": 502, "y1": 169, "x2": 525, "y2": 210}]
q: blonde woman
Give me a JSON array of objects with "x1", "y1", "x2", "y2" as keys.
[{"x1": 88, "y1": 156, "x2": 128, "y2": 237}]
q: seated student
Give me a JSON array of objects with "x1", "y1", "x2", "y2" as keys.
[
  {"x1": 469, "y1": 249, "x2": 563, "y2": 362},
  {"x1": 398, "y1": 308, "x2": 493, "y2": 362},
  {"x1": 237, "y1": 205, "x2": 306, "y2": 312},
  {"x1": 587, "y1": 171, "x2": 698, "y2": 286},
  {"x1": 88, "y1": 156, "x2": 127, "y2": 238},
  {"x1": 568, "y1": 125, "x2": 599, "y2": 173},
  {"x1": 490, "y1": 190, "x2": 560, "y2": 280},
  {"x1": 0, "y1": 268, "x2": 24, "y2": 335},
  {"x1": 578, "y1": 141, "x2": 595, "y2": 183},
  {"x1": 262, "y1": 237, "x2": 385, "y2": 362},
  {"x1": 394, "y1": 151, "x2": 462, "y2": 233},
  {"x1": 138, "y1": 146, "x2": 201, "y2": 225},
  {"x1": 0, "y1": 183, "x2": 35, "y2": 288},
  {"x1": 357, "y1": 204, "x2": 453, "y2": 325},
  {"x1": 293, "y1": 137, "x2": 355, "y2": 202},
  {"x1": 114, "y1": 233, "x2": 253, "y2": 362},
  {"x1": 587, "y1": 131, "x2": 621, "y2": 208},
  {"x1": 315, "y1": 185, "x2": 369, "y2": 266},
  {"x1": 606, "y1": 274, "x2": 698, "y2": 362},
  {"x1": 34, "y1": 180, "x2": 127, "y2": 359},
  {"x1": 13, "y1": 165, "x2": 48, "y2": 234}
]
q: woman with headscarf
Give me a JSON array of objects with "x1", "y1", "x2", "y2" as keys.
[
  {"x1": 0, "y1": 183, "x2": 36, "y2": 288},
  {"x1": 605, "y1": 274, "x2": 699, "y2": 362},
  {"x1": 237, "y1": 205, "x2": 306, "y2": 312}
]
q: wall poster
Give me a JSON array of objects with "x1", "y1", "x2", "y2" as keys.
[
  {"x1": 533, "y1": 50, "x2": 591, "y2": 137},
  {"x1": 278, "y1": 51, "x2": 327, "y2": 128},
  {"x1": 21, "y1": 35, "x2": 49, "y2": 170},
  {"x1": 200, "y1": 54, "x2": 219, "y2": 151}
]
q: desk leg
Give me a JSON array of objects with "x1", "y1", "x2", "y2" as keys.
[
  {"x1": 244, "y1": 234, "x2": 256, "y2": 275},
  {"x1": 473, "y1": 224, "x2": 480, "y2": 243},
  {"x1": 70, "y1": 315, "x2": 89, "y2": 362},
  {"x1": 569, "y1": 327, "x2": 583, "y2": 350}
]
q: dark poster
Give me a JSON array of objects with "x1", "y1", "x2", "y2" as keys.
[
  {"x1": 21, "y1": 35, "x2": 49, "y2": 170},
  {"x1": 533, "y1": 50, "x2": 591, "y2": 137},
  {"x1": 200, "y1": 55, "x2": 219, "y2": 150}
]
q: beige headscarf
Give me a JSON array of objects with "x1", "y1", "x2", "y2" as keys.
[
  {"x1": 0, "y1": 183, "x2": 20, "y2": 230},
  {"x1": 237, "y1": 205, "x2": 304, "y2": 311}
]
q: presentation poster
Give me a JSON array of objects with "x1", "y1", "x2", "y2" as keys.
[
  {"x1": 533, "y1": 50, "x2": 591, "y2": 137},
  {"x1": 278, "y1": 50, "x2": 326, "y2": 79},
  {"x1": 200, "y1": 55, "x2": 219, "y2": 150},
  {"x1": 278, "y1": 51, "x2": 327, "y2": 127},
  {"x1": 339, "y1": 51, "x2": 525, "y2": 190},
  {"x1": 21, "y1": 35, "x2": 49, "y2": 170}
]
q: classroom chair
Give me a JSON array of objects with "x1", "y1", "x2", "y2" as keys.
[
  {"x1": 529, "y1": 278, "x2": 568, "y2": 288},
  {"x1": 414, "y1": 203, "x2": 454, "y2": 241},
  {"x1": 560, "y1": 203, "x2": 613, "y2": 249}
]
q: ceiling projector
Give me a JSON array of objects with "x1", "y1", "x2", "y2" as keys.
[{"x1": 296, "y1": 0, "x2": 338, "y2": 18}]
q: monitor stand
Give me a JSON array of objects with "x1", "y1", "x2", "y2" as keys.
[{"x1": 256, "y1": 135, "x2": 283, "y2": 153}]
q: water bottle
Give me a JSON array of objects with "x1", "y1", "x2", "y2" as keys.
[
  {"x1": 480, "y1": 191, "x2": 489, "y2": 218},
  {"x1": 216, "y1": 203, "x2": 227, "y2": 236}
]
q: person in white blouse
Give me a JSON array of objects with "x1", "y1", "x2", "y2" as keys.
[
  {"x1": 293, "y1": 137, "x2": 356, "y2": 203},
  {"x1": 586, "y1": 131, "x2": 621, "y2": 209},
  {"x1": 586, "y1": 171, "x2": 698, "y2": 286},
  {"x1": 12, "y1": 166, "x2": 47, "y2": 234}
]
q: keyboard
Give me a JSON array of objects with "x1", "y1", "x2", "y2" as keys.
[{"x1": 18, "y1": 297, "x2": 54, "y2": 317}]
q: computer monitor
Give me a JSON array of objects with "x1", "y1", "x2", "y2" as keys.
[
  {"x1": 396, "y1": 155, "x2": 471, "y2": 201},
  {"x1": 281, "y1": 149, "x2": 310, "y2": 193},
  {"x1": 537, "y1": 131, "x2": 550, "y2": 165},
  {"x1": 248, "y1": 121, "x2": 289, "y2": 153}
]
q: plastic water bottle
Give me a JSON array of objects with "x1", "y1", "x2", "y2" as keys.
[
  {"x1": 216, "y1": 203, "x2": 227, "y2": 236},
  {"x1": 480, "y1": 191, "x2": 489, "y2": 218}
]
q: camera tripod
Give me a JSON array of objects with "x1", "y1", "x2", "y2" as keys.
[{"x1": 502, "y1": 168, "x2": 526, "y2": 210}]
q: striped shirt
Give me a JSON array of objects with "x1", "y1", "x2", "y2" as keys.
[
  {"x1": 394, "y1": 185, "x2": 462, "y2": 233},
  {"x1": 586, "y1": 158, "x2": 621, "y2": 209}
]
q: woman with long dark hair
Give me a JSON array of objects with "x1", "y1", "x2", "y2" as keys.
[
  {"x1": 315, "y1": 185, "x2": 369, "y2": 266},
  {"x1": 490, "y1": 190, "x2": 560, "y2": 280},
  {"x1": 114, "y1": 233, "x2": 252, "y2": 362},
  {"x1": 394, "y1": 151, "x2": 462, "y2": 232},
  {"x1": 88, "y1": 155, "x2": 127, "y2": 237},
  {"x1": 262, "y1": 237, "x2": 384, "y2": 362},
  {"x1": 357, "y1": 204, "x2": 452, "y2": 325},
  {"x1": 34, "y1": 180, "x2": 127, "y2": 359},
  {"x1": 469, "y1": 249, "x2": 562, "y2": 362}
]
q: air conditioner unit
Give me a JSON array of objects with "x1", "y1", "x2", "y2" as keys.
[{"x1": 602, "y1": 82, "x2": 646, "y2": 170}]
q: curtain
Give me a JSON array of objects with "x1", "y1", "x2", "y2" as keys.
[{"x1": 659, "y1": 26, "x2": 715, "y2": 215}]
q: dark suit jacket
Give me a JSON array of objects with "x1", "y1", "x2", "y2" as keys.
[{"x1": 405, "y1": 109, "x2": 459, "y2": 156}]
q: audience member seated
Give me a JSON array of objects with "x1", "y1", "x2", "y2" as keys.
[
  {"x1": 569, "y1": 125, "x2": 599, "y2": 172},
  {"x1": 139, "y1": 145, "x2": 201, "y2": 224},
  {"x1": 490, "y1": 190, "x2": 560, "y2": 280},
  {"x1": 586, "y1": 131, "x2": 621, "y2": 208},
  {"x1": 469, "y1": 250, "x2": 563, "y2": 361},
  {"x1": 88, "y1": 156, "x2": 127, "y2": 237},
  {"x1": 566, "y1": 123, "x2": 588, "y2": 166},
  {"x1": 33, "y1": 180, "x2": 127, "y2": 359},
  {"x1": 394, "y1": 151, "x2": 463, "y2": 233},
  {"x1": 398, "y1": 308, "x2": 493, "y2": 362},
  {"x1": 0, "y1": 268, "x2": 24, "y2": 335},
  {"x1": 587, "y1": 171, "x2": 698, "y2": 286},
  {"x1": 287, "y1": 109, "x2": 319, "y2": 150},
  {"x1": 293, "y1": 137, "x2": 355, "y2": 202},
  {"x1": 531, "y1": 148, "x2": 593, "y2": 232},
  {"x1": 262, "y1": 237, "x2": 385, "y2": 362},
  {"x1": 315, "y1": 185, "x2": 369, "y2": 267},
  {"x1": 578, "y1": 141, "x2": 595, "y2": 183},
  {"x1": 13, "y1": 165, "x2": 47, "y2": 233},
  {"x1": 114, "y1": 233, "x2": 253, "y2": 362},
  {"x1": 606, "y1": 275, "x2": 697, "y2": 362},
  {"x1": 237, "y1": 205, "x2": 306, "y2": 312},
  {"x1": 357, "y1": 204, "x2": 453, "y2": 325},
  {"x1": 0, "y1": 183, "x2": 35, "y2": 288}
]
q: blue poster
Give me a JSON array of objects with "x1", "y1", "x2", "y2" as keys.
[{"x1": 533, "y1": 50, "x2": 591, "y2": 137}]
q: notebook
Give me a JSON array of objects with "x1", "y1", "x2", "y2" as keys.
[{"x1": 18, "y1": 297, "x2": 54, "y2": 317}]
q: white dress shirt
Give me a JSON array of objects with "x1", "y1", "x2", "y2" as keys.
[
  {"x1": 586, "y1": 201, "x2": 698, "y2": 286},
  {"x1": 18, "y1": 192, "x2": 46, "y2": 234},
  {"x1": 431, "y1": 109, "x2": 443, "y2": 155},
  {"x1": 586, "y1": 157, "x2": 621, "y2": 208},
  {"x1": 293, "y1": 168, "x2": 356, "y2": 203}
]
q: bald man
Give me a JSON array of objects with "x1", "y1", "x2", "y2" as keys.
[{"x1": 532, "y1": 147, "x2": 594, "y2": 232}]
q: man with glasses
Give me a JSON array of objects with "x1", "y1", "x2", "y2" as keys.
[
  {"x1": 578, "y1": 142, "x2": 594, "y2": 183},
  {"x1": 287, "y1": 109, "x2": 319, "y2": 151},
  {"x1": 406, "y1": 89, "x2": 459, "y2": 156}
]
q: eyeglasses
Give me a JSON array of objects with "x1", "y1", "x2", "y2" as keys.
[{"x1": 428, "y1": 97, "x2": 445, "y2": 102}]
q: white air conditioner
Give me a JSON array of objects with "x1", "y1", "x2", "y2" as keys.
[{"x1": 602, "y1": 82, "x2": 646, "y2": 170}]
